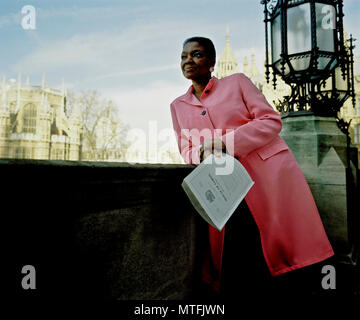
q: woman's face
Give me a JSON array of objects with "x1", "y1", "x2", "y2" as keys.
[{"x1": 181, "y1": 41, "x2": 214, "y2": 80}]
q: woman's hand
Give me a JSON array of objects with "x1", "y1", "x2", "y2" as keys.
[{"x1": 199, "y1": 138, "x2": 227, "y2": 162}]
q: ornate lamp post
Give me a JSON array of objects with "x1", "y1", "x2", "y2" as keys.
[
  {"x1": 261, "y1": 0, "x2": 360, "y2": 273},
  {"x1": 261, "y1": 0, "x2": 355, "y2": 117}
]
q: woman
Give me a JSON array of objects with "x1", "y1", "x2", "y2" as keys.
[{"x1": 170, "y1": 36, "x2": 334, "y2": 299}]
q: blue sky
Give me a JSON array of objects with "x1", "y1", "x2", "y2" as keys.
[{"x1": 1, "y1": 0, "x2": 360, "y2": 135}]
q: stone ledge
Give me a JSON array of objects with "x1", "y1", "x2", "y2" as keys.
[
  {"x1": 2, "y1": 158, "x2": 358, "y2": 302},
  {"x1": 1, "y1": 159, "x2": 207, "y2": 301}
]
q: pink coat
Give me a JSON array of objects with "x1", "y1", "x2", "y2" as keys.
[{"x1": 170, "y1": 73, "x2": 334, "y2": 292}]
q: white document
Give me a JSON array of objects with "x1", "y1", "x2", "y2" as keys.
[{"x1": 181, "y1": 153, "x2": 254, "y2": 231}]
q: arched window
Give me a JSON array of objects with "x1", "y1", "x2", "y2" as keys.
[{"x1": 23, "y1": 104, "x2": 37, "y2": 134}]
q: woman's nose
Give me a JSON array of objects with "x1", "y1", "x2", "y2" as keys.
[{"x1": 183, "y1": 55, "x2": 193, "y2": 64}]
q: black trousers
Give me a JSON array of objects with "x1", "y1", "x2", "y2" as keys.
[
  {"x1": 220, "y1": 200, "x2": 271, "y2": 300},
  {"x1": 219, "y1": 200, "x2": 329, "y2": 304}
]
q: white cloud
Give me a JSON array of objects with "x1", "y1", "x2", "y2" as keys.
[
  {"x1": 96, "y1": 80, "x2": 189, "y2": 160},
  {"x1": 102, "y1": 80, "x2": 189, "y2": 133}
]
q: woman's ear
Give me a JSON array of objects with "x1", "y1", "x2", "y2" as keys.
[{"x1": 210, "y1": 59, "x2": 216, "y2": 72}]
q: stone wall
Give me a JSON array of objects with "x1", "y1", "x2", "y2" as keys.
[
  {"x1": 2, "y1": 158, "x2": 359, "y2": 303},
  {"x1": 1, "y1": 159, "x2": 207, "y2": 301}
]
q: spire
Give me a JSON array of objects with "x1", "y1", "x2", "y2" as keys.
[
  {"x1": 40, "y1": 91, "x2": 51, "y2": 114},
  {"x1": 224, "y1": 25, "x2": 232, "y2": 55},
  {"x1": 61, "y1": 78, "x2": 66, "y2": 111},
  {"x1": 42, "y1": 72, "x2": 46, "y2": 89},
  {"x1": 41, "y1": 73, "x2": 45, "y2": 107},
  {"x1": 2, "y1": 75, "x2": 5, "y2": 91},
  {"x1": 26, "y1": 76, "x2": 30, "y2": 86},
  {"x1": 216, "y1": 25, "x2": 239, "y2": 79},
  {"x1": 226, "y1": 24, "x2": 230, "y2": 45},
  {"x1": 243, "y1": 56, "x2": 249, "y2": 74},
  {"x1": 247, "y1": 52, "x2": 260, "y2": 80},
  {"x1": 61, "y1": 78, "x2": 65, "y2": 96},
  {"x1": 244, "y1": 51, "x2": 262, "y2": 90},
  {"x1": 16, "y1": 72, "x2": 22, "y2": 112},
  {"x1": 1, "y1": 75, "x2": 7, "y2": 107},
  {"x1": 17, "y1": 72, "x2": 22, "y2": 88},
  {"x1": 251, "y1": 53, "x2": 257, "y2": 69}
]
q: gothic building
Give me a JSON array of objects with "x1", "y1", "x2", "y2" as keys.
[{"x1": 0, "y1": 74, "x2": 82, "y2": 160}]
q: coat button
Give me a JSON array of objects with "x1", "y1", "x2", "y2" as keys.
[{"x1": 201, "y1": 110, "x2": 206, "y2": 115}]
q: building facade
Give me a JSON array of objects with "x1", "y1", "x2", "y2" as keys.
[
  {"x1": 339, "y1": 56, "x2": 360, "y2": 156},
  {"x1": 0, "y1": 74, "x2": 82, "y2": 161}
]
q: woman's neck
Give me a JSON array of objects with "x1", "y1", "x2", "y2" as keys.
[{"x1": 192, "y1": 74, "x2": 212, "y2": 98}]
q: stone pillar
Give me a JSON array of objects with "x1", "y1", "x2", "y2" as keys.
[{"x1": 280, "y1": 115, "x2": 358, "y2": 259}]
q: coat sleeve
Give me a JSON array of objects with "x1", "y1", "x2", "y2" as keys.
[
  {"x1": 170, "y1": 102, "x2": 201, "y2": 165},
  {"x1": 221, "y1": 73, "x2": 282, "y2": 159}
]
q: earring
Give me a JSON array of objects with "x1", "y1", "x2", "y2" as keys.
[{"x1": 210, "y1": 67, "x2": 214, "y2": 72}]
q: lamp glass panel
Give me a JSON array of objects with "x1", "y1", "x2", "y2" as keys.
[
  {"x1": 287, "y1": 4, "x2": 311, "y2": 55},
  {"x1": 321, "y1": 75, "x2": 333, "y2": 91},
  {"x1": 316, "y1": 3, "x2": 335, "y2": 53},
  {"x1": 289, "y1": 54, "x2": 311, "y2": 71},
  {"x1": 318, "y1": 56, "x2": 332, "y2": 70},
  {"x1": 337, "y1": 91, "x2": 347, "y2": 103},
  {"x1": 334, "y1": 66, "x2": 347, "y2": 91},
  {"x1": 271, "y1": 14, "x2": 282, "y2": 64},
  {"x1": 275, "y1": 61, "x2": 291, "y2": 75}
]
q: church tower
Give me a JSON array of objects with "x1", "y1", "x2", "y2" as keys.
[
  {"x1": 216, "y1": 26, "x2": 239, "y2": 79},
  {"x1": 243, "y1": 53, "x2": 263, "y2": 91}
]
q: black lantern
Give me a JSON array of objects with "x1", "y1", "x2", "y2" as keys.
[
  {"x1": 314, "y1": 35, "x2": 356, "y2": 116},
  {"x1": 261, "y1": 0, "x2": 355, "y2": 116}
]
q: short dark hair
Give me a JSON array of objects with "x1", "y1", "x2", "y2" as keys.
[{"x1": 183, "y1": 36, "x2": 216, "y2": 66}]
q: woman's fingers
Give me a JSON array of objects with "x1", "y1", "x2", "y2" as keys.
[
  {"x1": 213, "y1": 149, "x2": 223, "y2": 158},
  {"x1": 199, "y1": 138, "x2": 227, "y2": 162},
  {"x1": 200, "y1": 147, "x2": 225, "y2": 162},
  {"x1": 213, "y1": 138, "x2": 226, "y2": 151},
  {"x1": 203, "y1": 149, "x2": 213, "y2": 159}
]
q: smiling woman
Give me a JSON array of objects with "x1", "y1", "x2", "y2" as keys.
[
  {"x1": 170, "y1": 36, "x2": 334, "y2": 301},
  {"x1": 181, "y1": 37, "x2": 216, "y2": 101}
]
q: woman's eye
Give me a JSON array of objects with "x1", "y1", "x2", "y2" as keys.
[{"x1": 193, "y1": 53, "x2": 202, "y2": 58}]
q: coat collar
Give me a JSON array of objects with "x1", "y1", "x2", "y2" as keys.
[{"x1": 179, "y1": 76, "x2": 218, "y2": 106}]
